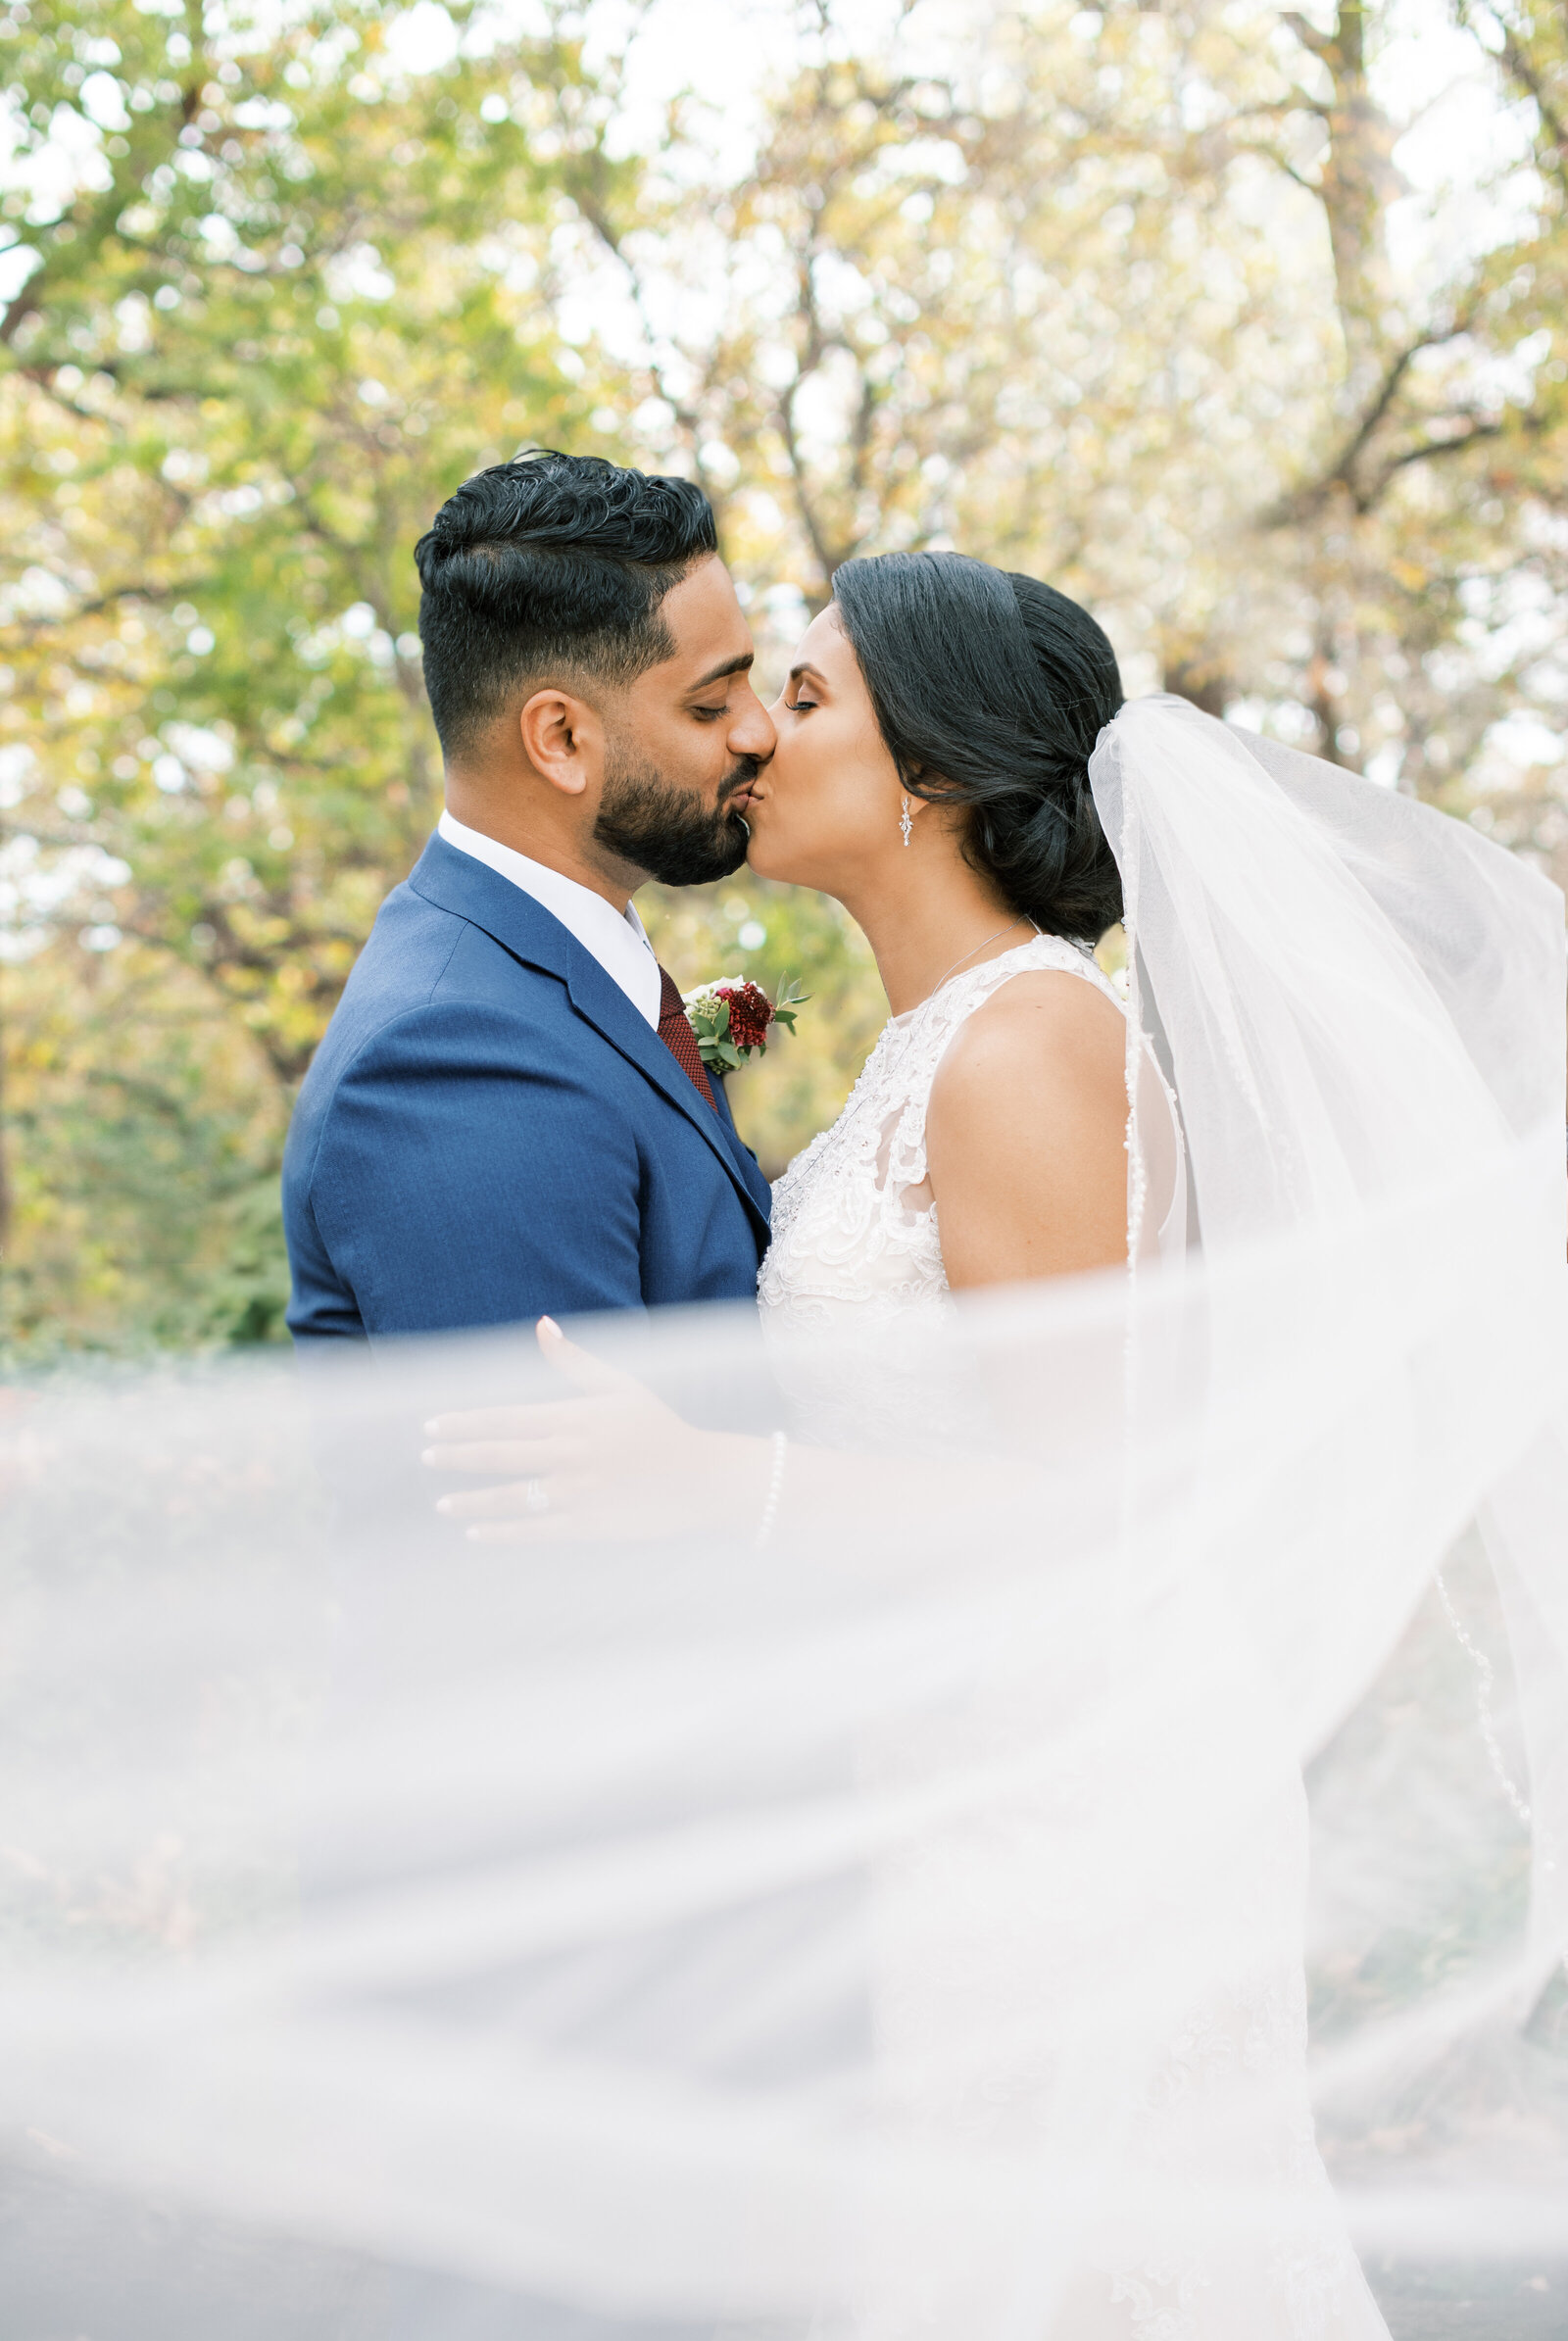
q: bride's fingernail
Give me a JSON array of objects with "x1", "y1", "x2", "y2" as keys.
[{"x1": 538, "y1": 1316, "x2": 561, "y2": 1337}]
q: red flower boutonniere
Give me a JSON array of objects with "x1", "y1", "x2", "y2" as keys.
[{"x1": 682, "y1": 974, "x2": 808, "y2": 1076}]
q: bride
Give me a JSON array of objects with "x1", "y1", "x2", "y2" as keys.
[
  {"x1": 417, "y1": 546, "x2": 1564, "y2": 2340},
  {"x1": 745, "y1": 553, "x2": 1185, "y2": 1335}
]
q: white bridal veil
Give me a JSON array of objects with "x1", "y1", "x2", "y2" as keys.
[{"x1": 3, "y1": 699, "x2": 1566, "y2": 2339}]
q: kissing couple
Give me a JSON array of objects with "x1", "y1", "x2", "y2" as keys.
[
  {"x1": 268, "y1": 448, "x2": 1563, "y2": 2336},
  {"x1": 283, "y1": 446, "x2": 1185, "y2": 1387},
  {"x1": 280, "y1": 440, "x2": 1558, "y2": 1547}
]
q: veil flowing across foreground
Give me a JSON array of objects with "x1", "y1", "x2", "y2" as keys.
[{"x1": 4, "y1": 705, "x2": 1568, "y2": 2338}]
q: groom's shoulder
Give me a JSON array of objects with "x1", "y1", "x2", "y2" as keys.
[
  {"x1": 301, "y1": 871, "x2": 566, "y2": 1093},
  {"x1": 284, "y1": 879, "x2": 584, "y2": 1203},
  {"x1": 350, "y1": 867, "x2": 564, "y2": 1019},
  {"x1": 352, "y1": 871, "x2": 507, "y2": 1004}
]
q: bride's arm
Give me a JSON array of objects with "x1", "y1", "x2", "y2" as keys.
[
  {"x1": 923, "y1": 969, "x2": 1130, "y2": 1287},
  {"x1": 420, "y1": 1317, "x2": 1052, "y2": 1554}
]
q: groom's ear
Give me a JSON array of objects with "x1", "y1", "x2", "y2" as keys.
[{"x1": 518, "y1": 685, "x2": 605, "y2": 798}]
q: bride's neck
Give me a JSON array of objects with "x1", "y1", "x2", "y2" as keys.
[{"x1": 847, "y1": 860, "x2": 1030, "y2": 1018}]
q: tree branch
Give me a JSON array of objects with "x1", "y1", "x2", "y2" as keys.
[
  {"x1": 1357, "y1": 416, "x2": 1507, "y2": 505},
  {"x1": 0, "y1": 580, "x2": 188, "y2": 640},
  {"x1": 775, "y1": 374, "x2": 841, "y2": 590},
  {"x1": 1459, "y1": 1, "x2": 1568, "y2": 160},
  {"x1": 1281, "y1": 9, "x2": 1338, "y2": 64},
  {"x1": 1261, "y1": 310, "x2": 1486, "y2": 522},
  {"x1": 570, "y1": 190, "x2": 720, "y2": 502},
  {"x1": 0, "y1": 263, "x2": 46, "y2": 348}
]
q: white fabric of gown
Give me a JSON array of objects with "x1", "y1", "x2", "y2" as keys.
[
  {"x1": 755, "y1": 932, "x2": 1388, "y2": 2341},
  {"x1": 759, "y1": 931, "x2": 1185, "y2": 1343}
]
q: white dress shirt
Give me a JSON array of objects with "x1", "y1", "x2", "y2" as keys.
[{"x1": 437, "y1": 809, "x2": 662, "y2": 1029}]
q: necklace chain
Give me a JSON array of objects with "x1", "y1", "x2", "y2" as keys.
[{"x1": 915, "y1": 914, "x2": 1037, "y2": 1011}]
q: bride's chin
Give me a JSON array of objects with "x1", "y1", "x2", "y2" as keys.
[{"x1": 744, "y1": 816, "x2": 816, "y2": 889}]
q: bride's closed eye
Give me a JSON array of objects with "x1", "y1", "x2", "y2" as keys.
[{"x1": 785, "y1": 691, "x2": 819, "y2": 713}]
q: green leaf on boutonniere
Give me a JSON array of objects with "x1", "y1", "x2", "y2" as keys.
[{"x1": 682, "y1": 974, "x2": 810, "y2": 1071}]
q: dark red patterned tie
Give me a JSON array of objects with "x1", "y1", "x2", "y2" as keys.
[{"x1": 657, "y1": 965, "x2": 716, "y2": 1111}]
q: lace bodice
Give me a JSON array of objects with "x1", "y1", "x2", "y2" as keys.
[{"x1": 759, "y1": 933, "x2": 1177, "y2": 1341}]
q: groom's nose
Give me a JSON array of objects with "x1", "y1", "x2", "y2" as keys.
[{"x1": 729, "y1": 681, "x2": 776, "y2": 766}]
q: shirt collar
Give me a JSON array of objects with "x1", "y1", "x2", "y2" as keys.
[{"x1": 437, "y1": 809, "x2": 660, "y2": 1028}]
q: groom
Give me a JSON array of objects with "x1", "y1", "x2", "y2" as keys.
[{"x1": 282, "y1": 452, "x2": 775, "y2": 1342}]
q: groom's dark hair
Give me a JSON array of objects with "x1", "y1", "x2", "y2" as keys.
[{"x1": 414, "y1": 451, "x2": 718, "y2": 756}]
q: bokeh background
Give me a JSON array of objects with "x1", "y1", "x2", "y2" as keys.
[{"x1": 2, "y1": 0, "x2": 1564, "y2": 1354}]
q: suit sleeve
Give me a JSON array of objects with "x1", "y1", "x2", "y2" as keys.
[{"x1": 297, "y1": 1001, "x2": 646, "y2": 1336}]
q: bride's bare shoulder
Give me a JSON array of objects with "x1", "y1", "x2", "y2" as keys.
[
  {"x1": 936, "y1": 964, "x2": 1126, "y2": 1092},
  {"x1": 925, "y1": 967, "x2": 1129, "y2": 1285}
]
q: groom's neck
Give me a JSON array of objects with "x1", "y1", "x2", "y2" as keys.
[{"x1": 442, "y1": 776, "x2": 640, "y2": 914}]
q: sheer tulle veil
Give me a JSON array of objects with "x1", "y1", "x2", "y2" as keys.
[{"x1": 3, "y1": 697, "x2": 1566, "y2": 2335}]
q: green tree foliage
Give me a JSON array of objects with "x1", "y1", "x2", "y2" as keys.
[
  {"x1": 591, "y1": 0, "x2": 1568, "y2": 811},
  {"x1": 3, "y1": 0, "x2": 1564, "y2": 1352},
  {"x1": 0, "y1": 0, "x2": 634, "y2": 1344}
]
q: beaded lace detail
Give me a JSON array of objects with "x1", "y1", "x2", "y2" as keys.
[{"x1": 758, "y1": 934, "x2": 1124, "y2": 1335}]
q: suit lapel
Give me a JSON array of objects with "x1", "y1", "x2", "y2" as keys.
[
  {"x1": 709, "y1": 1069, "x2": 774, "y2": 1196},
  {"x1": 408, "y1": 836, "x2": 772, "y2": 1236}
]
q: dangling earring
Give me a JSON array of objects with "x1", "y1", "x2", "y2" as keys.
[{"x1": 900, "y1": 795, "x2": 913, "y2": 848}]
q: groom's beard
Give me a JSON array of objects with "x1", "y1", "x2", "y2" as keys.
[{"x1": 594, "y1": 751, "x2": 759, "y2": 886}]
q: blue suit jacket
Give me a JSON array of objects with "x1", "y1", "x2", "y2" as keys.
[{"x1": 282, "y1": 835, "x2": 772, "y2": 1342}]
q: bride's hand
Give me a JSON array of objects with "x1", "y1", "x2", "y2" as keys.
[{"x1": 420, "y1": 1317, "x2": 760, "y2": 1543}]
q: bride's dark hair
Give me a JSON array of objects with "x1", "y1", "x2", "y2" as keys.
[{"x1": 830, "y1": 551, "x2": 1124, "y2": 943}]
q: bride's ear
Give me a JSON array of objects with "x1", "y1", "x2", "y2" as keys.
[
  {"x1": 899, "y1": 766, "x2": 933, "y2": 817},
  {"x1": 898, "y1": 772, "x2": 963, "y2": 825}
]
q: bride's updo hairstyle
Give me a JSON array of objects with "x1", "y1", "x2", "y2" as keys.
[{"x1": 830, "y1": 551, "x2": 1124, "y2": 943}]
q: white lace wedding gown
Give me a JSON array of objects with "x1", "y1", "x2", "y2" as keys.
[
  {"x1": 759, "y1": 934, "x2": 1185, "y2": 1346},
  {"x1": 754, "y1": 936, "x2": 1389, "y2": 2341}
]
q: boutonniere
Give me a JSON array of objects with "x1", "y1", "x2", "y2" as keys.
[{"x1": 682, "y1": 974, "x2": 808, "y2": 1076}]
